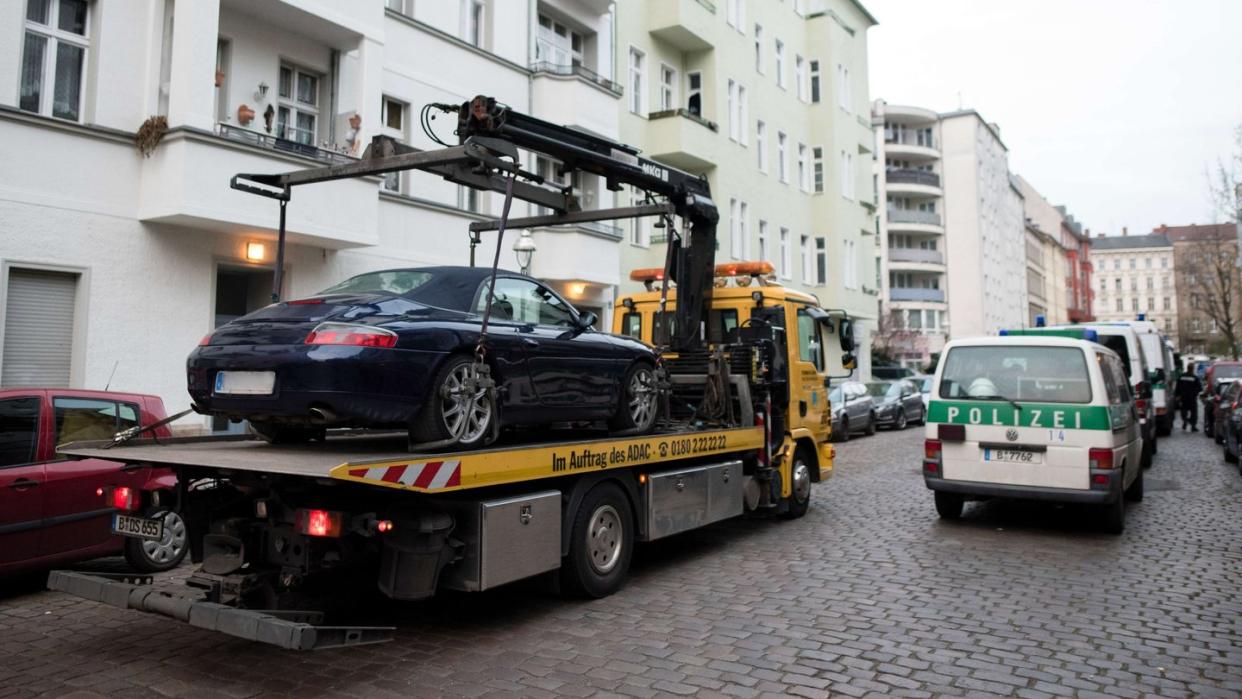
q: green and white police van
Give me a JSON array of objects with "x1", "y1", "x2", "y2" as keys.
[
  {"x1": 924, "y1": 332, "x2": 1144, "y2": 533},
  {"x1": 1109, "y1": 319, "x2": 1178, "y2": 436}
]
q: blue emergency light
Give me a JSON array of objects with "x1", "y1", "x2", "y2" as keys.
[
  {"x1": 1035, "y1": 314, "x2": 1046, "y2": 327},
  {"x1": 1136, "y1": 313, "x2": 1146, "y2": 321}
]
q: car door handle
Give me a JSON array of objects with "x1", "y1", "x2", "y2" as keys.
[
  {"x1": 8, "y1": 478, "x2": 39, "y2": 491},
  {"x1": 522, "y1": 338, "x2": 540, "y2": 348},
  {"x1": 120, "y1": 463, "x2": 145, "y2": 472}
]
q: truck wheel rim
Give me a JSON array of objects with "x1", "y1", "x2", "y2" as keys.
[
  {"x1": 628, "y1": 368, "x2": 657, "y2": 429},
  {"x1": 588, "y1": 504, "x2": 623, "y2": 574},
  {"x1": 792, "y1": 460, "x2": 811, "y2": 503},
  {"x1": 142, "y1": 511, "x2": 186, "y2": 564},
  {"x1": 443, "y1": 364, "x2": 491, "y2": 443}
]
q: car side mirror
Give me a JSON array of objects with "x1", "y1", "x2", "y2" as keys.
[
  {"x1": 577, "y1": 311, "x2": 597, "y2": 331},
  {"x1": 841, "y1": 352, "x2": 856, "y2": 370},
  {"x1": 839, "y1": 319, "x2": 856, "y2": 352}
]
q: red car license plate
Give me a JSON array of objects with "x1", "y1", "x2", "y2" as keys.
[{"x1": 112, "y1": 514, "x2": 163, "y2": 540}]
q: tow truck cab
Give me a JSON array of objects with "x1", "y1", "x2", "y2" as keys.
[{"x1": 615, "y1": 261, "x2": 854, "y2": 490}]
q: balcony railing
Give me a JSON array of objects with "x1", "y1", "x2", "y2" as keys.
[
  {"x1": 886, "y1": 169, "x2": 940, "y2": 187},
  {"x1": 216, "y1": 123, "x2": 355, "y2": 165},
  {"x1": 890, "y1": 288, "x2": 945, "y2": 303},
  {"x1": 889, "y1": 248, "x2": 944, "y2": 265},
  {"x1": 648, "y1": 108, "x2": 719, "y2": 132},
  {"x1": 529, "y1": 61, "x2": 622, "y2": 95},
  {"x1": 885, "y1": 135, "x2": 936, "y2": 149},
  {"x1": 887, "y1": 209, "x2": 942, "y2": 226}
]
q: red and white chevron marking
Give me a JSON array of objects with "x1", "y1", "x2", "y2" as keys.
[{"x1": 347, "y1": 460, "x2": 461, "y2": 489}]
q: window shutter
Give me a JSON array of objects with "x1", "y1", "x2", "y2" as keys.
[{"x1": 3, "y1": 269, "x2": 78, "y2": 387}]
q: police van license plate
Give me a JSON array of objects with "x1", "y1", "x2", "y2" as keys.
[
  {"x1": 983, "y1": 448, "x2": 1042, "y2": 464},
  {"x1": 214, "y1": 371, "x2": 276, "y2": 396},
  {"x1": 112, "y1": 514, "x2": 163, "y2": 540}
]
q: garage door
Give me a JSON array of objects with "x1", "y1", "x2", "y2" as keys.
[{"x1": 2, "y1": 269, "x2": 78, "y2": 387}]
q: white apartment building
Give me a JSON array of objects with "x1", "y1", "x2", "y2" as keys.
[
  {"x1": 872, "y1": 102, "x2": 947, "y2": 364},
  {"x1": 615, "y1": 0, "x2": 879, "y2": 377},
  {"x1": 0, "y1": 0, "x2": 622, "y2": 428},
  {"x1": 1015, "y1": 174, "x2": 1070, "y2": 326},
  {"x1": 1090, "y1": 233, "x2": 1178, "y2": 342}
]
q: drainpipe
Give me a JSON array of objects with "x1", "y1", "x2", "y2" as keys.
[{"x1": 329, "y1": 48, "x2": 340, "y2": 144}]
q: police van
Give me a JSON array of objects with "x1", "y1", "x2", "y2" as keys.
[
  {"x1": 923, "y1": 332, "x2": 1144, "y2": 533},
  {"x1": 1107, "y1": 319, "x2": 1178, "y2": 435}
]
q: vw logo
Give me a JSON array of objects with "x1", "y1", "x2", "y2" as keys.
[{"x1": 1005, "y1": 428, "x2": 1019, "y2": 442}]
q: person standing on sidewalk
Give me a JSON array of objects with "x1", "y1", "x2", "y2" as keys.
[{"x1": 1176, "y1": 371, "x2": 1203, "y2": 431}]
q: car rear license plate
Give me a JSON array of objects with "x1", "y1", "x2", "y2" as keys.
[
  {"x1": 214, "y1": 370, "x2": 276, "y2": 396},
  {"x1": 112, "y1": 514, "x2": 163, "y2": 540},
  {"x1": 983, "y1": 448, "x2": 1042, "y2": 464}
]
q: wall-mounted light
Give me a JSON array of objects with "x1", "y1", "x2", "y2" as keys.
[
  {"x1": 512, "y1": 230, "x2": 537, "y2": 274},
  {"x1": 245, "y1": 241, "x2": 267, "y2": 262},
  {"x1": 569, "y1": 282, "x2": 587, "y2": 297},
  {"x1": 255, "y1": 81, "x2": 269, "y2": 102}
]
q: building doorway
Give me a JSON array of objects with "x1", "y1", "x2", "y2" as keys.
[{"x1": 211, "y1": 264, "x2": 276, "y2": 432}]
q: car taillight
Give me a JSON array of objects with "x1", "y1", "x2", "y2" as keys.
[
  {"x1": 1088, "y1": 448, "x2": 1114, "y2": 470},
  {"x1": 305, "y1": 322, "x2": 397, "y2": 348},
  {"x1": 924, "y1": 439, "x2": 942, "y2": 473},
  {"x1": 297, "y1": 508, "x2": 343, "y2": 538},
  {"x1": 199, "y1": 333, "x2": 213, "y2": 346},
  {"x1": 288, "y1": 298, "x2": 324, "y2": 305},
  {"x1": 110, "y1": 486, "x2": 138, "y2": 512}
]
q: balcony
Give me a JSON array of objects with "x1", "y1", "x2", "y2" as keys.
[
  {"x1": 885, "y1": 168, "x2": 942, "y2": 197},
  {"x1": 530, "y1": 223, "x2": 625, "y2": 287},
  {"x1": 890, "y1": 288, "x2": 946, "y2": 303},
  {"x1": 883, "y1": 135, "x2": 938, "y2": 160},
  {"x1": 644, "y1": 109, "x2": 719, "y2": 173},
  {"x1": 647, "y1": 0, "x2": 716, "y2": 52},
  {"x1": 889, "y1": 248, "x2": 945, "y2": 265},
  {"x1": 531, "y1": 63, "x2": 622, "y2": 139}
]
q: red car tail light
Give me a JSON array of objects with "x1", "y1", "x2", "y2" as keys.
[
  {"x1": 199, "y1": 333, "x2": 213, "y2": 346},
  {"x1": 1088, "y1": 448, "x2": 1114, "y2": 470},
  {"x1": 297, "y1": 508, "x2": 343, "y2": 538},
  {"x1": 924, "y1": 439, "x2": 942, "y2": 473},
  {"x1": 110, "y1": 486, "x2": 138, "y2": 512},
  {"x1": 305, "y1": 322, "x2": 397, "y2": 348},
  {"x1": 288, "y1": 298, "x2": 324, "y2": 305}
]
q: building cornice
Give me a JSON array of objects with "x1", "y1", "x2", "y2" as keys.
[
  {"x1": 0, "y1": 104, "x2": 134, "y2": 146},
  {"x1": 384, "y1": 9, "x2": 531, "y2": 77}
]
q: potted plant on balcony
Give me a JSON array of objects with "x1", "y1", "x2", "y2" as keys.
[{"x1": 237, "y1": 104, "x2": 256, "y2": 126}]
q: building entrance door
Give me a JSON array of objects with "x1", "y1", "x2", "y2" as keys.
[{"x1": 211, "y1": 265, "x2": 276, "y2": 433}]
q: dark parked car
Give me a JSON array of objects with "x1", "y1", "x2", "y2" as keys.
[
  {"x1": 867, "y1": 379, "x2": 926, "y2": 430},
  {"x1": 871, "y1": 365, "x2": 914, "y2": 380},
  {"x1": 829, "y1": 381, "x2": 875, "y2": 441},
  {"x1": 189, "y1": 267, "x2": 660, "y2": 449},
  {"x1": 1219, "y1": 382, "x2": 1242, "y2": 466},
  {"x1": 1210, "y1": 379, "x2": 1241, "y2": 444},
  {"x1": 0, "y1": 389, "x2": 184, "y2": 576},
  {"x1": 1204, "y1": 377, "x2": 1241, "y2": 440}
]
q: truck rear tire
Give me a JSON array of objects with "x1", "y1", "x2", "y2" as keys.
[
  {"x1": 934, "y1": 491, "x2": 964, "y2": 520},
  {"x1": 561, "y1": 482, "x2": 634, "y2": 599}
]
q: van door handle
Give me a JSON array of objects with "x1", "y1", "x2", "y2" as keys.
[
  {"x1": 8, "y1": 479, "x2": 39, "y2": 491},
  {"x1": 522, "y1": 338, "x2": 539, "y2": 348}
]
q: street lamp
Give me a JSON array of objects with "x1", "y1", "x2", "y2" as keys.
[{"x1": 513, "y1": 230, "x2": 537, "y2": 274}]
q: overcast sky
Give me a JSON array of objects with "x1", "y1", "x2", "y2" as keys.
[{"x1": 865, "y1": 0, "x2": 1242, "y2": 237}]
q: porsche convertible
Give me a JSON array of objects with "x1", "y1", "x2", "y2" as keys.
[{"x1": 188, "y1": 267, "x2": 659, "y2": 448}]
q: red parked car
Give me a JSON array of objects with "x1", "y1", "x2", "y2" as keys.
[{"x1": 0, "y1": 388, "x2": 185, "y2": 576}]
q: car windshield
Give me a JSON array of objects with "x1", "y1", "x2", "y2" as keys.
[
  {"x1": 938, "y1": 345, "x2": 1093, "y2": 404},
  {"x1": 320, "y1": 270, "x2": 433, "y2": 296},
  {"x1": 919, "y1": 377, "x2": 933, "y2": 393},
  {"x1": 866, "y1": 382, "x2": 900, "y2": 398},
  {"x1": 829, "y1": 387, "x2": 843, "y2": 404},
  {"x1": 1214, "y1": 365, "x2": 1242, "y2": 380}
]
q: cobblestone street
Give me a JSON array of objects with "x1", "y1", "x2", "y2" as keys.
[{"x1": 2, "y1": 426, "x2": 1240, "y2": 698}]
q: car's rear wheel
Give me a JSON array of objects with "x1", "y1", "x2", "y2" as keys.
[
  {"x1": 934, "y1": 491, "x2": 964, "y2": 520},
  {"x1": 1100, "y1": 494, "x2": 1126, "y2": 534},
  {"x1": 1124, "y1": 464, "x2": 1144, "y2": 502},
  {"x1": 610, "y1": 363, "x2": 658, "y2": 434},
  {"x1": 412, "y1": 355, "x2": 494, "y2": 449},
  {"x1": 1226, "y1": 431, "x2": 1239, "y2": 464},
  {"x1": 124, "y1": 509, "x2": 188, "y2": 573},
  {"x1": 836, "y1": 417, "x2": 850, "y2": 442},
  {"x1": 865, "y1": 412, "x2": 877, "y2": 436},
  {"x1": 250, "y1": 421, "x2": 325, "y2": 445}
]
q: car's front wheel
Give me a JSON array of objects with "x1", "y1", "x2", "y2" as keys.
[
  {"x1": 894, "y1": 410, "x2": 908, "y2": 431},
  {"x1": 610, "y1": 363, "x2": 658, "y2": 434},
  {"x1": 411, "y1": 355, "x2": 495, "y2": 449},
  {"x1": 1226, "y1": 430, "x2": 1239, "y2": 464},
  {"x1": 124, "y1": 509, "x2": 188, "y2": 573}
]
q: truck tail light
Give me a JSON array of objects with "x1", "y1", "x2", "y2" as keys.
[
  {"x1": 1088, "y1": 448, "x2": 1114, "y2": 470},
  {"x1": 305, "y1": 323, "x2": 397, "y2": 348},
  {"x1": 924, "y1": 439, "x2": 942, "y2": 473},
  {"x1": 110, "y1": 486, "x2": 138, "y2": 512},
  {"x1": 297, "y1": 508, "x2": 343, "y2": 538}
]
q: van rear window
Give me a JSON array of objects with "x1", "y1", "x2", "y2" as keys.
[{"x1": 939, "y1": 346, "x2": 1093, "y2": 404}]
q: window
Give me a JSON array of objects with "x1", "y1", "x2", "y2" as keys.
[
  {"x1": 1116, "y1": 298, "x2": 1123, "y2": 312},
  {"x1": 1161, "y1": 256, "x2": 1169, "y2": 269},
  {"x1": 386, "y1": 0, "x2": 413, "y2": 16},
  {"x1": 1129, "y1": 257, "x2": 1136, "y2": 270},
  {"x1": 726, "y1": 0, "x2": 744, "y2": 29},
  {"x1": 801, "y1": 234, "x2": 812, "y2": 282},
  {"x1": 774, "y1": 39, "x2": 785, "y2": 88},
  {"x1": 1147, "y1": 297, "x2": 1155, "y2": 311},
  {"x1": 3, "y1": 268, "x2": 79, "y2": 387},
  {"x1": 21, "y1": 0, "x2": 89, "y2": 121},
  {"x1": 737, "y1": 85, "x2": 748, "y2": 144},
  {"x1": 730, "y1": 198, "x2": 741, "y2": 259},
  {"x1": 812, "y1": 147, "x2": 824, "y2": 192},
  {"x1": 277, "y1": 64, "x2": 320, "y2": 145},
  {"x1": 1130, "y1": 278, "x2": 1137, "y2": 291},
  {"x1": 1163, "y1": 297, "x2": 1171, "y2": 311},
  {"x1": 628, "y1": 47, "x2": 645, "y2": 115},
  {"x1": 457, "y1": 185, "x2": 479, "y2": 213},
  {"x1": 795, "y1": 55, "x2": 806, "y2": 101},
  {"x1": 797, "y1": 144, "x2": 809, "y2": 191},
  {"x1": 840, "y1": 150, "x2": 855, "y2": 199},
  {"x1": 1145, "y1": 257, "x2": 1152, "y2": 269},
  {"x1": 1115, "y1": 278, "x2": 1121, "y2": 291},
  {"x1": 536, "y1": 15, "x2": 584, "y2": 68},
  {"x1": 754, "y1": 25, "x2": 764, "y2": 73},
  {"x1": 463, "y1": 0, "x2": 486, "y2": 48},
  {"x1": 939, "y1": 346, "x2": 1092, "y2": 403},
  {"x1": 815, "y1": 237, "x2": 827, "y2": 285},
  {"x1": 836, "y1": 63, "x2": 850, "y2": 112},
  {"x1": 1113, "y1": 258, "x2": 1120, "y2": 270},
  {"x1": 779, "y1": 228, "x2": 791, "y2": 278},
  {"x1": 380, "y1": 96, "x2": 407, "y2": 192},
  {"x1": 796, "y1": 308, "x2": 824, "y2": 370},
  {"x1": 809, "y1": 59, "x2": 821, "y2": 103},
  {"x1": 620, "y1": 313, "x2": 642, "y2": 339},
  {"x1": 777, "y1": 132, "x2": 788, "y2": 183},
  {"x1": 659, "y1": 64, "x2": 676, "y2": 111},
  {"x1": 53, "y1": 397, "x2": 139, "y2": 444},
  {"x1": 1131, "y1": 298, "x2": 1139, "y2": 311},
  {"x1": 479, "y1": 278, "x2": 576, "y2": 327},
  {"x1": 1146, "y1": 277, "x2": 1154, "y2": 290},
  {"x1": 0, "y1": 396, "x2": 40, "y2": 467},
  {"x1": 758, "y1": 221, "x2": 769, "y2": 263},
  {"x1": 756, "y1": 121, "x2": 767, "y2": 172},
  {"x1": 727, "y1": 80, "x2": 737, "y2": 141},
  {"x1": 629, "y1": 187, "x2": 648, "y2": 246},
  {"x1": 686, "y1": 71, "x2": 702, "y2": 116},
  {"x1": 739, "y1": 202, "x2": 749, "y2": 258}
]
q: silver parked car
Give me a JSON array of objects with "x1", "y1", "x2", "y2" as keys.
[{"x1": 830, "y1": 380, "x2": 876, "y2": 441}]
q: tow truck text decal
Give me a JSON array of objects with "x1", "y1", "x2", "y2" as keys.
[{"x1": 551, "y1": 434, "x2": 729, "y2": 472}]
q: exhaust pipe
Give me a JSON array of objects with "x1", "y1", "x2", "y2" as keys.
[{"x1": 309, "y1": 407, "x2": 336, "y2": 424}]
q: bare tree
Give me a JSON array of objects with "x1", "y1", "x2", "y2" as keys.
[
  {"x1": 871, "y1": 308, "x2": 927, "y2": 367},
  {"x1": 1194, "y1": 125, "x2": 1242, "y2": 358}
]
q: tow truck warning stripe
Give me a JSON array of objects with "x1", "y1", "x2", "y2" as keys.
[{"x1": 346, "y1": 461, "x2": 462, "y2": 490}]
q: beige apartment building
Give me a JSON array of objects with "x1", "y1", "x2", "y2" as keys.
[
  {"x1": 1090, "y1": 232, "x2": 1178, "y2": 343},
  {"x1": 1015, "y1": 175, "x2": 1070, "y2": 326},
  {"x1": 616, "y1": 0, "x2": 879, "y2": 375}
]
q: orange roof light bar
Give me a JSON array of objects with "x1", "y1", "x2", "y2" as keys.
[
  {"x1": 629, "y1": 267, "x2": 667, "y2": 282},
  {"x1": 714, "y1": 261, "x2": 774, "y2": 277}
]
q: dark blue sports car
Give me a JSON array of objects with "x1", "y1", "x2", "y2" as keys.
[{"x1": 188, "y1": 267, "x2": 659, "y2": 448}]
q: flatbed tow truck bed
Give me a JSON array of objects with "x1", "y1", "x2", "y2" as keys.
[{"x1": 60, "y1": 425, "x2": 763, "y2": 494}]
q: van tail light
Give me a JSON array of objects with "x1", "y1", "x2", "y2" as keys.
[
  {"x1": 1088, "y1": 448, "x2": 1114, "y2": 470},
  {"x1": 1135, "y1": 396, "x2": 1148, "y2": 417},
  {"x1": 297, "y1": 508, "x2": 343, "y2": 538},
  {"x1": 305, "y1": 322, "x2": 397, "y2": 348},
  {"x1": 110, "y1": 486, "x2": 138, "y2": 512},
  {"x1": 924, "y1": 439, "x2": 942, "y2": 473}
]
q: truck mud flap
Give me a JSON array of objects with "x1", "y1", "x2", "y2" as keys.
[{"x1": 48, "y1": 571, "x2": 393, "y2": 651}]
